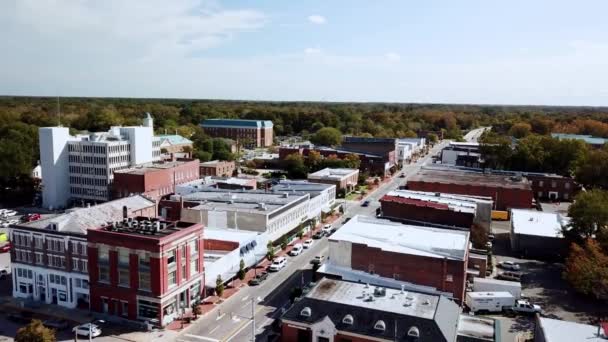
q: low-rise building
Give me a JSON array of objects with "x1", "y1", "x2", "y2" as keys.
[
  {"x1": 407, "y1": 167, "x2": 533, "y2": 211},
  {"x1": 341, "y1": 136, "x2": 397, "y2": 168},
  {"x1": 199, "y1": 160, "x2": 236, "y2": 177},
  {"x1": 326, "y1": 215, "x2": 470, "y2": 301},
  {"x1": 113, "y1": 159, "x2": 200, "y2": 201},
  {"x1": 510, "y1": 209, "x2": 569, "y2": 259},
  {"x1": 380, "y1": 190, "x2": 493, "y2": 231},
  {"x1": 201, "y1": 119, "x2": 273, "y2": 148},
  {"x1": 175, "y1": 176, "x2": 257, "y2": 195},
  {"x1": 441, "y1": 142, "x2": 482, "y2": 167},
  {"x1": 88, "y1": 217, "x2": 204, "y2": 327},
  {"x1": 534, "y1": 316, "x2": 607, "y2": 342},
  {"x1": 307, "y1": 168, "x2": 358, "y2": 195},
  {"x1": 524, "y1": 173, "x2": 578, "y2": 201},
  {"x1": 271, "y1": 180, "x2": 336, "y2": 222},
  {"x1": 280, "y1": 278, "x2": 461, "y2": 342},
  {"x1": 157, "y1": 134, "x2": 193, "y2": 157},
  {"x1": 397, "y1": 137, "x2": 426, "y2": 164},
  {"x1": 551, "y1": 133, "x2": 608, "y2": 148},
  {"x1": 9, "y1": 196, "x2": 156, "y2": 310}
]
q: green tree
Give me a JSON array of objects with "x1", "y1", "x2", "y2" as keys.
[
  {"x1": 575, "y1": 147, "x2": 608, "y2": 189},
  {"x1": 427, "y1": 133, "x2": 438, "y2": 145},
  {"x1": 192, "y1": 302, "x2": 202, "y2": 319},
  {"x1": 305, "y1": 150, "x2": 323, "y2": 171},
  {"x1": 563, "y1": 239, "x2": 608, "y2": 300},
  {"x1": 402, "y1": 130, "x2": 418, "y2": 138},
  {"x1": 565, "y1": 190, "x2": 608, "y2": 246},
  {"x1": 15, "y1": 319, "x2": 56, "y2": 342},
  {"x1": 215, "y1": 275, "x2": 224, "y2": 297},
  {"x1": 311, "y1": 127, "x2": 342, "y2": 147},
  {"x1": 266, "y1": 241, "x2": 275, "y2": 261},
  {"x1": 281, "y1": 236, "x2": 288, "y2": 250},
  {"x1": 508, "y1": 122, "x2": 532, "y2": 138},
  {"x1": 237, "y1": 259, "x2": 246, "y2": 281},
  {"x1": 343, "y1": 153, "x2": 361, "y2": 169},
  {"x1": 283, "y1": 153, "x2": 308, "y2": 179}
]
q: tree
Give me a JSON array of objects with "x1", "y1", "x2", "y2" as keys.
[
  {"x1": 470, "y1": 224, "x2": 488, "y2": 250},
  {"x1": 575, "y1": 147, "x2": 608, "y2": 189},
  {"x1": 191, "y1": 302, "x2": 202, "y2": 319},
  {"x1": 311, "y1": 127, "x2": 342, "y2": 147},
  {"x1": 305, "y1": 150, "x2": 323, "y2": 171},
  {"x1": 343, "y1": 153, "x2": 361, "y2": 169},
  {"x1": 563, "y1": 239, "x2": 608, "y2": 300},
  {"x1": 215, "y1": 275, "x2": 224, "y2": 297},
  {"x1": 402, "y1": 130, "x2": 418, "y2": 138},
  {"x1": 283, "y1": 153, "x2": 308, "y2": 179},
  {"x1": 281, "y1": 236, "x2": 288, "y2": 250},
  {"x1": 15, "y1": 319, "x2": 56, "y2": 342},
  {"x1": 509, "y1": 122, "x2": 532, "y2": 138},
  {"x1": 266, "y1": 241, "x2": 275, "y2": 261},
  {"x1": 427, "y1": 133, "x2": 438, "y2": 145},
  {"x1": 237, "y1": 259, "x2": 246, "y2": 281},
  {"x1": 565, "y1": 190, "x2": 608, "y2": 245}
]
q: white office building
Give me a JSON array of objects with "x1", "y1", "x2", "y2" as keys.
[
  {"x1": 397, "y1": 138, "x2": 426, "y2": 165},
  {"x1": 39, "y1": 113, "x2": 161, "y2": 209}
]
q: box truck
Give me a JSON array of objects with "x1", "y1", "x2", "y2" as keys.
[
  {"x1": 473, "y1": 277, "x2": 522, "y2": 298},
  {"x1": 466, "y1": 291, "x2": 542, "y2": 314}
]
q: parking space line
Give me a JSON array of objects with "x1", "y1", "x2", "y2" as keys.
[{"x1": 184, "y1": 334, "x2": 220, "y2": 342}]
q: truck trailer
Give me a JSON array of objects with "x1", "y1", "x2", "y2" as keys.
[
  {"x1": 473, "y1": 277, "x2": 522, "y2": 298},
  {"x1": 466, "y1": 291, "x2": 542, "y2": 315}
]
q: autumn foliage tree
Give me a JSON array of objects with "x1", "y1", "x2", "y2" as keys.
[
  {"x1": 563, "y1": 239, "x2": 608, "y2": 300},
  {"x1": 15, "y1": 320, "x2": 56, "y2": 342}
]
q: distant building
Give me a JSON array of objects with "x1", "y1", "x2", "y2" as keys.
[
  {"x1": 380, "y1": 190, "x2": 493, "y2": 231},
  {"x1": 524, "y1": 173, "x2": 578, "y2": 201},
  {"x1": 307, "y1": 168, "x2": 358, "y2": 195},
  {"x1": 407, "y1": 167, "x2": 534, "y2": 211},
  {"x1": 534, "y1": 316, "x2": 608, "y2": 342},
  {"x1": 341, "y1": 136, "x2": 397, "y2": 169},
  {"x1": 397, "y1": 138, "x2": 426, "y2": 165},
  {"x1": 551, "y1": 133, "x2": 608, "y2": 148},
  {"x1": 31, "y1": 164, "x2": 42, "y2": 180},
  {"x1": 39, "y1": 113, "x2": 161, "y2": 209},
  {"x1": 441, "y1": 142, "x2": 482, "y2": 167},
  {"x1": 113, "y1": 159, "x2": 200, "y2": 201},
  {"x1": 175, "y1": 177, "x2": 256, "y2": 194},
  {"x1": 201, "y1": 119, "x2": 273, "y2": 148},
  {"x1": 199, "y1": 160, "x2": 235, "y2": 177},
  {"x1": 87, "y1": 217, "x2": 204, "y2": 327},
  {"x1": 510, "y1": 209, "x2": 569, "y2": 259},
  {"x1": 326, "y1": 215, "x2": 470, "y2": 301},
  {"x1": 157, "y1": 134, "x2": 193, "y2": 157},
  {"x1": 280, "y1": 278, "x2": 462, "y2": 342},
  {"x1": 271, "y1": 180, "x2": 337, "y2": 221},
  {"x1": 9, "y1": 196, "x2": 156, "y2": 310}
]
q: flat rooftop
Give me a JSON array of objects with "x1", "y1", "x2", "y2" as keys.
[
  {"x1": 537, "y1": 317, "x2": 607, "y2": 342},
  {"x1": 308, "y1": 168, "x2": 358, "y2": 180},
  {"x1": 382, "y1": 190, "x2": 478, "y2": 214},
  {"x1": 98, "y1": 217, "x2": 200, "y2": 239},
  {"x1": 409, "y1": 168, "x2": 531, "y2": 190},
  {"x1": 457, "y1": 314, "x2": 496, "y2": 341},
  {"x1": 200, "y1": 160, "x2": 233, "y2": 166},
  {"x1": 306, "y1": 278, "x2": 439, "y2": 319},
  {"x1": 114, "y1": 159, "x2": 196, "y2": 175},
  {"x1": 272, "y1": 180, "x2": 335, "y2": 194},
  {"x1": 331, "y1": 215, "x2": 469, "y2": 260},
  {"x1": 511, "y1": 209, "x2": 568, "y2": 238}
]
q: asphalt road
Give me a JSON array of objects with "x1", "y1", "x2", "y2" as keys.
[
  {"x1": 177, "y1": 141, "x2": 448, "y2": 342},
  {"x1": 463, "y1": 126, "x2": 490, "y2": 142}
]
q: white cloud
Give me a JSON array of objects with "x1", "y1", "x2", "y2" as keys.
[
  {"x1": 304, "y1": 47, "x2": 322, "y2": 55},
  {"x1": 385, "y1": 52, "x2": 401, "y2": 62},
  {"x1": 307, "y1": 15, "x2": 326, "y2": 25}
]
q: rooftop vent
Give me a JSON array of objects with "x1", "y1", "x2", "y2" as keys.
[
  {"x1": 407, "y1": 326, "x2": 420, "y2": 338},
  {"x1": 342, "y1": 314, "x2": 354, "y2": 325},
  {"x1": 300, "y1": 307, "x2": 311, "y2": 317},
  {"x1": 258, "y1": 203, "x2": 266, "y2": 210},
  {"x1": 373, "y1": 287, "x2": 386, "y2": 297},
  {"x1": 423, "y1": 299, "x2": 431, "y2": 306},
  {"x1": 374, "y1": 320, "x2": 386, "y2": 331},
  {"x1": 364, "y1": 295, "x2": 375, "y2": 302},
  {"x1": 282, "y1": 193, "x2": 289, "y2": 198}
]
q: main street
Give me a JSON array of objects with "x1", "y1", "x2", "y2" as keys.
[{"x1": 177, "y1": 141, "x2": 448, "y2": 342}]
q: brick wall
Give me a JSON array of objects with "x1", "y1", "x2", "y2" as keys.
[
  {"x1": 380, "y1": 197, "x2": 474, "y2": 228},
  {"x1": 204, "y1": 239, "x2": 239, "y2": 251}
]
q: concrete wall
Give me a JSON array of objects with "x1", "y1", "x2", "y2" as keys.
[
  {"x1": 120, "y1": 126, "x2": 155, "y2": 165},
  {"x1": 39, "y1": 127, "x2": 71, "y2": 209}
]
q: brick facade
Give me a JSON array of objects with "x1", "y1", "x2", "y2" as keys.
[
  {"x1": 525, "y1": 174, "x2": 578, "y2": 201},
  {"x1": 380, "y1": 195, "x2": 474, "y2": 228},
  {"x1": 199, "y1": 160, "x2": 236, "y2": 177}
]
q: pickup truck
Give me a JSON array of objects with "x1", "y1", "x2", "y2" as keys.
[
  {"x1": 506, "y1": 300, "x2": 543, "y2": 315},
  {"x1": 466, "y1": 291, "x2": 542, "y2": 315}
]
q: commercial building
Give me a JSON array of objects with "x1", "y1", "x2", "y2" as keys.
[
  {"x1": 280, "y1": 278, "x2": 461, "y2": 342},
  {"x1": 406, "y1": 167, "x2": 533, "y2": 211},
  {"x1": 271, "y1": 180, "x2": 337, "y2": 221},
  {"x1": 9, "y1": 196, "x2": 156, "y2": 310},
  {"x1": 165, "y1": 189, "x2": 310, "y2": 242},
  {"x1": 380, "y1": 190, "x2": 493, "y2": 231},
  {"x1": 203, "y1": 228, "x2": 269, "y2": 294},
  {"x1": 157, "y1": 134, "x2": 193, "y2": 157},
  {"x1": 39, "y1": 113, "x2": 161, "y2": 209},
  {"x1": 175, "y1": 177, "x2": 257, "y2": 195},
  {"x1": 341, "y1": 136, "x2": 397, "y2": 167},
  {"x1": 440, "y1": 142, "x2": 482, "y2": 167},
  {"x1": 510, "y1": 209, "x2": 569, "y2": 259},
  {"x1": 307, "y1": 168, "x2": 358, "y2": 195},
  {"x1": 87, "y1": 217, "x2": 204, "y2": 327},
  {"x1": 524, "y1": 173, "x2": 578, "y2": 201},
  {"x1": 201, "y1": 119, "x2": 273, "y2": 148},
  {"x1": 534, "y1": 316, "x2": 607, "y2": 342},
  {"x1": 199, "y1": 160, "x2": 236, "y2": 177},
  {"x1": 551, "y1": 133, "x2": 608, "y2": 148},
  {"x1": 397, "y1": 137, "x2": 426, "y2": 165},
  {"x1": 113, "y1": 159, "x2": 200, "y2": 201},
  {"x1": 326, "y1": 215, "x2": 470, "y2": 301}
]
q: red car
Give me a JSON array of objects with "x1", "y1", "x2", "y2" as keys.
[
  {"x1": 22, "y1": 213, "x2": 41, "y2": 222},
  {"x1": 0, "y1": 243, "x2": 12, "y2": 253}
]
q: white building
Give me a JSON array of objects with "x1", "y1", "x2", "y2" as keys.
[
  {"x1": 535, "y1": 316, "x2": 608, "y2": 342},
  {"x1": 271, "y1": 180, "x2": 336, "y2": 222},
  {"x1": 510, "y1": 209, "x2": 570, "y2": 258},
  {"x1": 10, "y1": 196, "x2": 156, "y2": 309},
  {"x1": 397, "y1": 138, "x2": 426, "y2": 164},
  {"x1": 39, "y1": 113, "x2": 161, "y2": 209},
  {"x1": 440, "y1": 142, "x2": 481, "y2": 165}
]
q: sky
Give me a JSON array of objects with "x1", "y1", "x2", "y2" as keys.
[{"x1": 2, "y1": 0, "x2": 608, "y2": 106}]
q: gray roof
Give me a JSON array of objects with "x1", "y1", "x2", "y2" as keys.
[
  {"x1": 18, "y1": 196, "x2": 155, "y2": 235},
  {"x1": 282, "y1": 278, "x2": 460, "y2": 342},
  {"x1": 272, "y1": 180, "x2": 335, "y2": 196}
]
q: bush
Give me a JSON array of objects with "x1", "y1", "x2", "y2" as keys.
[
  {"x1": 281, "y1": 237, "x2": 288, "y2": 250},
  {"x1": 216, "y1": 275, "x2": 224, "y2": 297}
]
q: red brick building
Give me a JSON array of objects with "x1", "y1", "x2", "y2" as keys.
[
  {"x1": 87, "y1": 217, "x2": 204, "y2": 327},
  {"x1": 327, "y1": 216, "x2": 470, "y2": 302},
  {"x1": 199, "y1": 160, "x2": 236, "y2": 177},
  {"x1": 407, "y1": 168, "x2": 533, "y2": 211},
  {"x1": 524, "y1": 173, "x2": 578, "y2": 201},
  {"x1": 113, "y1": 159, "x2": 200, "y2": 201},
  {"x1": 201, "y1": 119, "x2": 273, "y2": 148}
]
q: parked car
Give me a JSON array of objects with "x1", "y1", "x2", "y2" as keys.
[
  {"x1": 496, "y1": 271, "x2": 523, "y2": 282},
  {"x1": 310, "y1": 255, "x2": 325, "y2": 265},
  {"x1": 43, "y1": 319, "x2": 69, "y2": 330},
  {"x1": 1, "y1": 210, "x2": 17, "y2": 217},
  {"x1": 269, "y1": 257, "x2": 287, "y2": 272},
  {"x1": 312, "y1": 231, "x2": 325, "y2": 239},
  {"x1": 343, "y1": 217, "x2": 351, "y2": 224},
  {"x1": 303, "y1": 239, "x2": 313, "y2": 249},
  {"x1": 22, "y1": 213, "x2": 41, "y2": 222},
  {"x1": 0, "y1": 269, "x2": 8, "y2": 280},
  {"x1": 361, "y1": 200, "x2": 370, "y2": 207},
  {"x1": 321, "y1": 224, "x2": 332, "y2": 235},
  {"x1": 73, "y1": 323, "x2": 102, "y2": 338},
  {"x1": 0, "y1": 242, "x2": 12, "y2": 253},
  {"x1": 498, "y1": 261, "x2": 521, "y2": 271},
  {"x1": 289, "y1": 244, "x2": 303, "y2": 256},
  {"x1": 7, "y1": 312, "x2": 33, "y2": 324},
  {"x1": 248, "y1": 272, "x2": 268, "y2": 286},
  {"x1": 399, "y1": 173, "x2": 406, "y2": 178}
]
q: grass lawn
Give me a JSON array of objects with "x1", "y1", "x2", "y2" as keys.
[{"x1": 345, "y1": 185, "x2": 368, "y2": 200}]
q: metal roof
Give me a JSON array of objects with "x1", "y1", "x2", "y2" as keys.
[
  {"x1": 157, "y1": 134, "x2": 193, "y2": 145},
  {"x1": 537, "y1": 317, "x2": 607, "y2": 342}
]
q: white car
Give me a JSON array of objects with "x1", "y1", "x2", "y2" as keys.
[
  {"x1": 321, "y1": 224, "x2": 332, "y2": 235},
  {"x1": 269, "y1": 257, "x2": 286, "y2": 271},
  {"x1": 303, "y1": 239, "x2": 313, "y2": 249},
  {"x1": 499, "y1": 261, "x2": 521, "y2": 271},
  {"x1": 1, "y1": 210, "x2": 17, "y2": 217},
  {"x1": 289, "y1": 244, "x2": 303, "y2": 256},
  {"x1": 73, "y1": 323, "x2": 102, "y2": 338}
]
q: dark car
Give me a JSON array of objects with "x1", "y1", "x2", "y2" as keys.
[
  {"x1": 22, "y1": 213, "x2": 41, "y2": 222},
  {"x1": 399, "y1": 173, "x2": 406, "y2": 178},
  {"x1": 248, "y1": 272, "x2": 269, "y2": 286},
  {"x1": 312, "y1": 231, "x2": 325, "y2": 239},
  {"x1": 343, "y1": 217, "x2": 351, "y2": 224},
  {"x1": 361, "y1": 200, "x2": 370, "y2": 207},
  {"x1": 43, "y1": 319, "x2": 70, "y2": 330}
]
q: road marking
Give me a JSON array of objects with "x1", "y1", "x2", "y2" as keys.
[
  {"x1": 240, "y1": 301, "x2": 250, "y2": 309},
  {"x1": 209, "y1": 325, "x2": 219, "y2": 334},
  {"x1": 184, "y1": 334, "x2": 220, "y2": 342},
  {"x1": 216, "y1": 313, "x2": 225, "y2": 321},
  {"x1": 241, "y1": 295, "x2": 249, "y2": 301},
  {"x1": 224, "y1": 320, "x2": 253, "y2": 342}
]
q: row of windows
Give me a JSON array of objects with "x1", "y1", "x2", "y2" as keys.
[
  {"x1": 69, "y1": 165, "x2": 107, "y2": 176},
  {"x1": 15, "y1": 267, "x2": 33, "y2": 279},
  {"x1": 69, "y1": 155, "x2": 108, "y2": 165},
  {"x1": 534, "y1": 180, "x2": 571, "y2": 189},
  {"x1": 109, "y1": 155, "x2": 130, "y2": 165},
  {"x1": 68, "y1": 144, "x2": 108, "y2": 154},
  {"x1": 14, "y1": 249, "x2": 32, "y2": 263},
  {"x1": 107, "y1": 144, "x2": 130, "y2": 154},
  {"x1": 268, "y1": 203, "x2": 307, "y2": 234},
  {"x1": 70, "y1": 187, "x2": 108, "y2": 198},
  {"x1": 13, "y1": 233, "x2": 30, "y2": 247},
  {"x1": 70, "y1": 176, "x2": 107, "y2": 187}
]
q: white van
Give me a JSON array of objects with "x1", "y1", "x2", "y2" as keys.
[
  {"x1": 269, "y1": 257, "x2": 287, "y2": 271},
  {"x1": 289, "y1": 244, "x2": 303, "y2": 256}
]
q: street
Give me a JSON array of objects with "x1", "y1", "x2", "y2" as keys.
[
  {"x1": 463, "y1": 126, "x2": 490, "y2": 142},
  {"x1": 177, "y1": 140, "x2": 448, "y2": 342}
]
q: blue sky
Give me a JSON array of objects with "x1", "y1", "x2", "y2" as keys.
[{"x1": 1, "y1": 0, "x2": 608, "y2": 105}]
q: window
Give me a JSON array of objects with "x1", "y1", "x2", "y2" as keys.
[
  {"x1": 374, "y1": 320, "x2": 386, "y2": 331},
  {"x1": 551, "y1": 181, "x2": 557, "y2": 188},
  {"x1": 190, "y1": 258, "x2": 199, "y2": 275},
  {"x1": 565, "y1": 182, "x2": 571, "y2": 189},
  {"x1": 33, "y1": 235, "x2": 43, "y2": 249},
  {"x1": 167, "y1": 250, "x2": 176, "y2": 266},
  {"x1": 98, "y1": 247, "x2": 109, "y2": 263},
  {"x1": 182, "y1": 263, "x2": 187, "y2": 280},
  {"x1": 121, "y1": 301, "x2": 129, "y2": 317},
  {"x1": 118, "y1": 268, "x2": 130, "y2": 287},
  {"x1": 168, "y1": 270, "x2": 177, "y2": 287},
  {"x1": 139, "y1": 272, "x2": 151, "y2": 291},
  {"x1": 118, "y1": 249, "x2": 130, "y2": 266},
  {"x1": 342, "y1": 314, "x2": 354, "y2": 325},
  {"x1": 98, "y1": 265, "x2": 110, "y2": 283},
  {"x1": 539, "y1": 180, "x2": 544, "y2": 187},
  {"x1": 446, "y1": 274, "x2": 453, "y2": 282}
]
